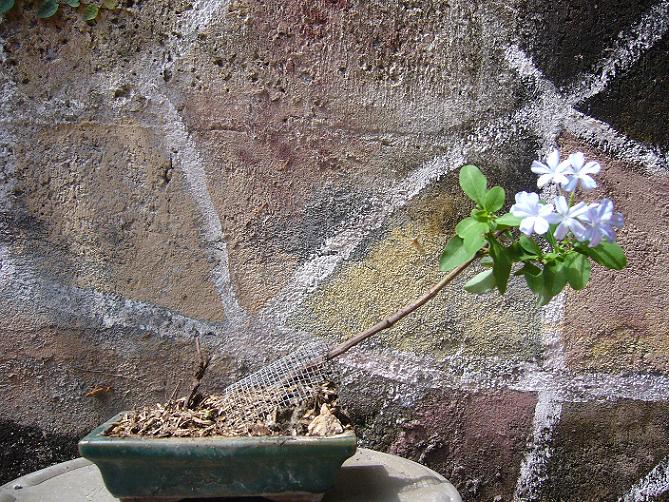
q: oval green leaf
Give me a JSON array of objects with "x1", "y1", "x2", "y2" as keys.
[
  {"x1": 455, "y1": 217, "x2": 489, "y2": 254},
  {"x1": 37, "y1": 0, "x2": 59, "y2": 18},
  {"x1": 439, "y1": 235, "x2": 478, "y2": 273},
  {"x1": 464, "y1": 270, "x2": 496, "y2": 294},
  {"x1": 579, "y1": 241, "x2": 626, "y2": 270},
  {"x1": 102, "y1": 0, "x2": 117, "y2": 7},
  {"x1": 0, "y1": 0, "x2": 15, "y2": 15},
  {"x1": 464, "y1": 232, "x2": 487, "y2": 254},
  {"x1": 65, "y1": 0, "x2": 80, "y2": 6},
  {"x1": 490, "y1": 239, "x2": 512, "y2": 294},
  {"x1": 544, "y1": 261, "x2": 567, "y2": 298},
  {"x1": 82, "y1": 3, "x2": 99, "y2": 20},
  {"x1": 455, "y1": 217, "x2": 488, "y2": 239},
  {"x1": 459, "y1": 164, "x2": 487, "y2": 205},
  {"x1": 519, "y1": 234, "x2": 542, "y2": 256},
  {"x1": 480, "y1": 255, "x2": 494, "y2": 268},
  {"x1": 482, "y1": 186, "x2": 505, "y2": 212},
  {"x1": 565, "y1": 252, "x2": 591, "y2": 290},
  {"x1": 495, "y1": 212, "x2": 521, "y2": 228}
]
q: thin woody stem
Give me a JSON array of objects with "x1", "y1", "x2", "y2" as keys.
[{"x1": 324, "y1": 254, "x2": 480, "y2": 362}]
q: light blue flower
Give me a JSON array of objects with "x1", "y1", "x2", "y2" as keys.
[
  {"x1": 562, "y1": 152, "x2": 601, "y2": 192},
  {"x1": 575, "y1": 199, "x2": 624, "y2": 247},
  {"x1": 531, "y1": 149, "x2": 573, "y2": 188},
  {"x1": 546, "y1": 195, "x2": 589, "y2": 240},
  {"x1": 510, "y1": 191, "x2": 555, "y2": 236}
]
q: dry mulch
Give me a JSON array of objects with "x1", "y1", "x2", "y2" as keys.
[{"x1": 106, "y1": 381, "x2": 351, "y2": 438}]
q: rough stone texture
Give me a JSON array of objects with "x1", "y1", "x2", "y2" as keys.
[
  {"x1": 560, "y1": 136, "x2": 669, "y2": 374},
  {"x1": 291, "y1": 172, "x2": 544, "y2": 363},
  {"x1": 579, "y1": 33, "x2": 669, "y2": 151},
  {"x1": 517, "y1": 0, "x2": 657, "y2": 88},
  {"x1": 541, "y1": 400, "x2": 669, "y2": 502},
  {"x1": 390, "y1": 389, "x2": 537, "y2": 501},
  {"x1": 1, "y1": 0, "x2": 669, "y2": 499},
  {"x1": 11, "y1": 122, "x2": 226, "y2": 322}
]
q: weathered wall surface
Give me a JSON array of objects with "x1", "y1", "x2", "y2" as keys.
[{"x1": 1, "y1": 1, "x2": 668, "y2": 500}]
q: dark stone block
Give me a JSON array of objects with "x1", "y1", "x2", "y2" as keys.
[
  {"x1": 390, "y1": 389, "x2": 537, "y2": 502},
  {"x1": 0, "y1": 420, "x2": 79, "y2": 485},
  {"x1": 517, "y1": 0, "x2": 656, "y2": 88},
  {"x1": 542, "y1": 400, "x2": 669, "y2": 501},
  {"x1": 578, "y1": 34, "x2": 669, "y2": 150}
]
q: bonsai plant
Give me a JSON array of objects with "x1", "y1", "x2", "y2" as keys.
[{"x1": 79, "y1": 149, "x2": 626, "y2": 500}]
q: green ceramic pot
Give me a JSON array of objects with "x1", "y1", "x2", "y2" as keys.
[{"x1": 78, "y1": 412, "x2": 357, "y2": 501}]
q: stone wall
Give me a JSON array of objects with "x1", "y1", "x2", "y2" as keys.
[{"x1": 1, "y1": 1, "x2": 668, "y2": 500}]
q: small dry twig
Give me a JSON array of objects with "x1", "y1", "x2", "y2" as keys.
[{"x1": 186, "y1": 336, "x2": 212, "y2": 409}]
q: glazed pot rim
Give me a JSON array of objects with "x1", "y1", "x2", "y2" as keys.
[{"x1": 80, "y1": 412, "x2": 357, "y2": 447}]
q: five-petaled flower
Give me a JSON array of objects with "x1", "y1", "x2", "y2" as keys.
[
  {"x1": 575, "y1": 199, "x2": 624, "y2": 247},
  {"x1": 531, "y1": 149, "x2": 573, "y2": 188},
  {"x1": 546, "y1": 195, "x2": 589, "y2": 240},
  {"x1": 510, "y1": 191, "x2": 555, "y2": 236},
  {"x1": 562, "y1": 152, "x2": 601, "y2": 192}
]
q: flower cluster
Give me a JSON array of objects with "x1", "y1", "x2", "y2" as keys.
[
  {"x1": 510, "y1": 150, "x2": 623, "y2": 247},
  {"x1": 439, "y1": 156, "x2": 626, "y2": 305}
]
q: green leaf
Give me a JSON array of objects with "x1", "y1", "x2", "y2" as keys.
[
  {"x1": 495, "y1": 212, "x2": 521, "y2": 228},
  {"x1": 519, "y1": 234, "x2": 542, "y2": 257},
  {"x1": 439, "y1": 236, "x2": 478, "y2": 273},
  {"x1": 0, "y1": 0, "x2": 15, "y2": 15},
  {"x1": 482, "y1": 186, "x2": 505, "y2": 212},
  {"x1": 37, "y1": 0, "x2": 59, "y2": 18},
  {"x1": 455, "y1": 217, "x2": 488, "y2": 239},
  {"x1": 459, "y1": 164, "x2": 487, "y2": 205},
  {"x1": 65, "y1": 0, "x2": 80, "y2": 6},
  {"x1": 544, "y1": 261, "x2": 567, "y2": 298},
  {"x1": 102, "y1": 0, "x2": 117, "y2": 7},
  {"x1": 515, "y1": 261, "x2": 541, "y2": 276},
  {"x1": 463, "y1": 232, "x2": 487, "y2": 254},
  {"x1": 490, "y1": 239, "x2": 512, "y2": 294},
  {"x1": 480, "y1": 255, "x2": 494, "y2": 268},
  {"x1": 524, "y1": 266, "x2": 545, "y2": 297},
  {"x1": 565, "y1": 252, "x2": 591, "y2": 290},
  {"x1": 464, "y1": 270, "x2": 496, "y2": 294},
  {"x1": 579, "y1": 241, "x2": 627, "y2": 270},
  {"x1": 508, "y1": 242, "x2": 536, "y2": 262},
  {"x1": 82, "y1": 3, "x2": 99, "y2": 20},
  {"x1": 456, "y1": 218, "x2": 489, "y2": 254},
  {"x1": 523, "y1": 262, "x2": 565, "y2": 306}
]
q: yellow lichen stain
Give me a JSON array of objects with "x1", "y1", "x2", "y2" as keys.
[
  {"x1": 291, "y1": 188, "x2": 542, "y2": 361},
  {"x1": 581, "y1": 327, "x2": 669, "y2": 373}
]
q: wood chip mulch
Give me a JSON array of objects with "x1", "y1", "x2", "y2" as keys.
[{"x1": 106, "y1": 381, "x2": 351, "y2": 438}]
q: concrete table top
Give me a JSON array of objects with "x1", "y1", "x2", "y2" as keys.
[{"x1": 0, "y1": 448, "x2": 462, "y2": 502}]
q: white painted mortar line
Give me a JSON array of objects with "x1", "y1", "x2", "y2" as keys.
[
  {"x1": 270, "y1": 3, "x2": 669, "y2": 328},
  {"x1": 261, "y1": 110, "x2": 525, "y2": 329},
  {"x1": 338, "y1": 346, "x2": 669, "y2": 402},
  {"x1": 566, "y1": 110, "x2": 669, "y2": 175},
  {"x1": 513, "y1": 392, "x2": 563, "y2": 502},
  {"x1": 504, "y1": 44, "x2": 561, "y2": 98},
  {"x1": 0, "y1": 248, "x2": 216, "y2": 338},
  {"x1": 566, "y1": 0, "x2": 669, "y2": 104},
  {"x1": 500, "y1": 19, "x2": 667, "y2": 495},
  {"x1": 5, "y1": 244, "x2": 669, "y2": 403},
  {"x1": 152, "y1": 93, "x2": 247, "y2": 324},
  {"x1": 621, "y1": 456, "x2": 669, "y2": 502}
]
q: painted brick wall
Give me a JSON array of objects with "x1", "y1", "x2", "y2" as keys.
[{"x1": 1, "y1": 1, "x2": 668, "y2": 500}]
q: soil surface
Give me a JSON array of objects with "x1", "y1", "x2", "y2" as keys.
[{"x1": 107, "y1": 381, "x2": 351, "y2": 438}]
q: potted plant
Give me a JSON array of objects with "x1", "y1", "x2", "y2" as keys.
[{"x1": 79, "y1": 150, "x2": 626, "y2": 500}]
